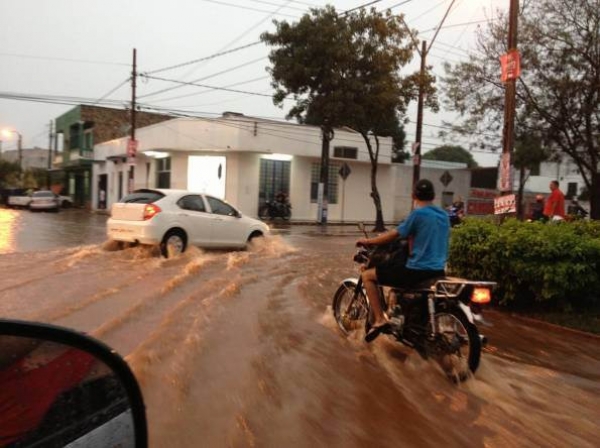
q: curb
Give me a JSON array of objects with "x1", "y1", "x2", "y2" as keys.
[{"x1": 487, "y1": 309, "x2": 600, "y2": 340}]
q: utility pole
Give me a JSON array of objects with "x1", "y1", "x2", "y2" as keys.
[
  {"x1": 406, "y1": 0, "x2": 456, "y2": 195},
  {"x1": 17, "y1": 133, "x2": 22, "y2": 186},
  {"x1": 318, "y1": 120, "x2": 334, "y2": 224},
  {"x1": 128, "y1": 48, "x2": 137, "y2": 194},
  {"x1": 500, "y1": 0, "x2": 519, "y2": 196},
  {"x1": 412, "y1": 40, "x2": 427, "y2": 187},
  {"x1": 47, "y1": 120, "x2": 53, "y2": 189}
]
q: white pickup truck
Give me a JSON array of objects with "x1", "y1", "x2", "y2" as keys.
[{"x1": 7, "y1": 192, "x2": 73, "y2": 209}]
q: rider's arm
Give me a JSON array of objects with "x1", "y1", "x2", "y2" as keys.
[{"x1": 357, "y1": 229, "x2": 400, "y2": 247}]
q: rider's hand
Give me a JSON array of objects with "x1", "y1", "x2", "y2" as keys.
[{"x1": 356, "y1": 238, "x2": 369, "y2": 247}]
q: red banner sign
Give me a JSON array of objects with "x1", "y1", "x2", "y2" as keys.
[{"x1": 500, "y1": 49, "x2": 521, "y2": 82}]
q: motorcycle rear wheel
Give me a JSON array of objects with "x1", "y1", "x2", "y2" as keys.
[
  {"x1": 332, "y1": 281, "x2": 369, "y2": 335},
  {"x1": 434, "y1": 309, "x2": 481, "y2": 382}
]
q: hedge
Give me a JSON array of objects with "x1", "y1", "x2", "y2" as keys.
[{"x1": 448, "y1": 218, "x2": 600, "y2": 306}]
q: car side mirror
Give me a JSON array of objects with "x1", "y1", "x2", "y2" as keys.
[{"x1": 0, "y1": 319, "x2": 147, "y2": 448}]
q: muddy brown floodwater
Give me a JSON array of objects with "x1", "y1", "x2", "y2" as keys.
[{"x1": 1, "y1": 220, "x2": 599, "y2": 447}]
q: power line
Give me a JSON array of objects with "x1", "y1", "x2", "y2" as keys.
[
  {"x1": 149, "y1": 76, "x2": 270, "y2": 104},
  {"x1": 140, "y1": 56, "x2": 267, "y2": 99},
  {"x1": 0, "y1": 52, "x2": 129, "y2": 67},
  {"x1": 342, "y1": 0, "x2": 384, "y2": 14},
  {"x1": 196, "y1": 0, "x2": 299, "y2": 18},
  {"x1": 141, "y1": 75, "x2": 276, "y2": 98},
  {"x1": 145, "y1": 41, "x2": 263, "y2": 75},
  {"x1": 93, "y1": 78, "x2": 131, "y2": 105},
  {"x1": 419, "y1": 19, "x2": 492, "y2": 34}
]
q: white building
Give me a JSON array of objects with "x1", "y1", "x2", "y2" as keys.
[
  {"x1": 93, "y1": 113, "x2": 471, "y2": 222},
  {"x1": 518, "y1": 156, "x2": 587, "y2": 199}
]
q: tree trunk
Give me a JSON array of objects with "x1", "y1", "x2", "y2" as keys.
[
  {"x1": 591, "y1": 171, "x2": 600, "y2": 220},
  {"x1": 360, "y1": 131, "x2": 386, "y2": 232}
]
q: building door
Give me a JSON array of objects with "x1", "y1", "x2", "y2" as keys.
[
  {"x1": 187, "y1": 156, "x2": 226, "y2": 198},
  {"x1": 442, "y1": 191, "x2": 454, "y2": 208},
  {"x1": 98, "y1": 174, "x2": 108, "y2": 209},
  {"x1": 258, "y1": 159, "x2": 291, "y2": 213}
]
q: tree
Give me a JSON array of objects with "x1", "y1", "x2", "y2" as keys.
[
  {"x1": 512, "y1": 133, "x2": 549, "y2": 219},
  {"x1": 261, "y1": 6, "x2": 436, "y2": 230},
  {"x1": 0, "y1": 159, "x2": 20, "y2": 189},
  {"x1": 442, "y1": 0, "x2": 600, "y2": 218},
  {"x1": 422, "y1": 145, "x2": 479, "y2": 167}
]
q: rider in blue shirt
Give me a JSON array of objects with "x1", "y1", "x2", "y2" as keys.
[{"x1": 356, "y1": 179, "x2": 450, "y2": 342}]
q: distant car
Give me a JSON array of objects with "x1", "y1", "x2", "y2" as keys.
[
  {"x1": 29, "y1": 190, "x2": 60, "y2": 212},
  {"x1": 57, "y1": 195, "x2": 73, "y2": 208},
  {"x1": 106, "y1": 189, "x2": 270, "y2": 257}
]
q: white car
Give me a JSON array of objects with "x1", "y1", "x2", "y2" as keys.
[
  {"x1": 29, "y1": 190, "x2": 60, "y2": 212},
  {"x1": 107, "y1": 189, "x2": 270, "y2": 257}
]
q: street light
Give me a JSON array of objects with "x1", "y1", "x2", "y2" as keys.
[{"x1": 1, "y1": 129, "x2": 23, "y2": 184}]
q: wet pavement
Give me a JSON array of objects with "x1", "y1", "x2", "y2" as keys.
[{"x1": 1, "y1": 207, "x2": 599, "y2": 447}]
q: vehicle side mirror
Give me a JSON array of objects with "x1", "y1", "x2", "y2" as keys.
[{"x1": 0, "y1": 319, "x2": 147, "y2": 448}]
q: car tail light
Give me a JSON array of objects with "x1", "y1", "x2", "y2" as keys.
[
  {"x1": 143, "y1": 203, "x2": 161, "y2": 220},
  {"x1": 471, "y1": 287, "x2": 491, "y2": 304}
]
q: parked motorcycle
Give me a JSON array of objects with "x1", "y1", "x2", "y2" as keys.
[
  {"x1": 259, "y1": 197, "x2": 291, "y2": 220},
  {"x1": 331, "y1": 224, "x2": 495, "y2": 381}
]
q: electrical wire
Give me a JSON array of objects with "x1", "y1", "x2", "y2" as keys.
[
  {"x1": 93, "y1": 78, "x2": 131, "y2": 105},
  {"x1": 140, "y1": 56, "x2": 267, "y2": 99},
  {"x1": 196, "y1": 0, "x2": 299, "y2": 18},
  {"x1": 144, "y1": 42, "x2": 263, "y2": 76}
]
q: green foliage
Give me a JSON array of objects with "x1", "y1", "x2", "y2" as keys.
[
  {"x1": 261, "y1": 6, "x2": 434, "y2": 229},
  {"x1": 448, "y1": 218, "x2": 600, "y2": 306},
  {"x1": 442, "y1": 0, "x2": 600, "y2": 217},
  {"x1": 0, "y1": 159, "x2": 21, "y2": 188},
  {"x1": 422, "y1": 145, "x2": 478, "y2": 167}
]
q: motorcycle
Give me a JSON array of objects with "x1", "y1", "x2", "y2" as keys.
[
  {"x1": 259, "y1": 198, "x2": 292, "y2": 220},
  {"x1": 331, "y1": 224, "x2": 495, "y2": 381},
  {"x1": 446, "y1": 202, "x2": 464, "y2": 227}
]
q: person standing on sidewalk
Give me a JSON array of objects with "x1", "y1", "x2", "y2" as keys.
[{"x1": 543, "y1": 180, "x2": 565, "y2": 221}]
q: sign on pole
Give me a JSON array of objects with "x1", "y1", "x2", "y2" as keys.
[
  {"x1": 499, "y1": 152, "x2": 512, "y2": 192},
  {"x1": 127, "y1": 139, "x2": 138, "y2": 166},
  {"x1": 500, "y1": 49, "x2": 521, "y2": 82},
  {"x1": 338, "y1": 162, "x2": 351, "y2": 180},
  {"x1": 440, "y1": 170, "x2": 453, "y2": 187},
  {"x1": 494, "y1": 194, "x2": 516, "y2": 214}
]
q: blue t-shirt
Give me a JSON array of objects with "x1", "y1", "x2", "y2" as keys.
[{"x1": 397, "y1": 205, "x2": 450, "y2": 270}]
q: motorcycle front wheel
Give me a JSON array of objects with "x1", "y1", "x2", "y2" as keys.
[
  {"x1": 434, "y1": 309, "x2": 481, "y2": 382},
  {"x1": 332, "y1": 281, "x2": 369, "y2": 335}
]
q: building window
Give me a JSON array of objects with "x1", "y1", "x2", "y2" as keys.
[
  {"x1": 310, "y1": 162, "x2": 339, "y2": 204},
  {"x1": 83, "y1": 132, "x2": 93, "y2": 151},
  {"x1": 69, "y1": 124, "x2": 81, "y2": 150},
  {"x1": 530, "y1": 163, "x2": 541, "y2": 176},
  {"x1": 156, "y1": 157, "x2": 171, "y2": 188},
  {"x1": 567, "y1": 182, "x2": 577, "y2": 199},
  {"x1": 333, "y1": 146, "x2": 358, "y2": 159},
  {"x1": 258, "y1": 159, "x2": 291, "y2": 205}
]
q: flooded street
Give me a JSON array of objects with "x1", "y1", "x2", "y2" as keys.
[{"x1": 1, "y1": 208, "x2": 600, "y2": 447}]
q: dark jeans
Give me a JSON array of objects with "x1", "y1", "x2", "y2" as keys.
[{"x1": 376, "y1": 260, "x2": 445, "y2": 288}]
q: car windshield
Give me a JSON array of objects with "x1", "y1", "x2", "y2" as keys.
[
  {"x1": 119, "y1": 190, "x2": 165, "y2": 204},
  {"x1": 32, "y1": 191, "x2": 54, "y2": 198}
]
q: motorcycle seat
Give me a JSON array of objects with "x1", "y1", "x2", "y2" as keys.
[{"x1": 390, "y1": 276, "x2": 461, "y2": 293}]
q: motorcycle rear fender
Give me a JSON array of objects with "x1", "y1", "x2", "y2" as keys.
[{"x1": 457, "y1": 301, "x2": 475, "y2": 324}]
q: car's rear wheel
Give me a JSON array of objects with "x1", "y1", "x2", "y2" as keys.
[{"x1": 160, "y1": 229, "x2": 187, "y2": 258}]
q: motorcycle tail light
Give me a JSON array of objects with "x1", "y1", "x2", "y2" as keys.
[
  {"x1": 471, "y1": 287, "x2": 491, "y2": 304},
  {"x1": 143, "y1": 204, "x2": 161, "y2": 220}
]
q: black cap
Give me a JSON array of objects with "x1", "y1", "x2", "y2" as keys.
[{"x1": 414, "y1": 179, "x2": 435, "y2": 201}]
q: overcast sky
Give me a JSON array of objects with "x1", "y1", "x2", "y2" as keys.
[{"x1": 0, "y1": 0, "x2": 508, "y2": 166}]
